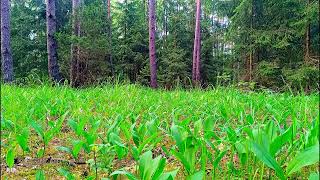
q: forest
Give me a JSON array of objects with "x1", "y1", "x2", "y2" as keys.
[
  {"x1": 1, "y1": 0, "x2": 320, "y2": 179},
  {"x1": 0, "y1": 0, "x2": 318, "y2": 90}
]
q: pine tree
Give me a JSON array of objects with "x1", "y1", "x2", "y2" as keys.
[
  {"x1": 148, "y1": 0, "x2": 157, "y2": 88},
  {"x1": 192, "y1": 0, "x2": 201, "y2": 84},
  {"x1": 1, "y1": 0, "x2": 14, "y2": 83},
  {"x1": 46, "y1": 0, "x2": 63, "y2": 82}
]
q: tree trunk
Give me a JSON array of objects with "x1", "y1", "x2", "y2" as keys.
[
  {"x1": 1, "y1": 0, "x2": 14, "y2": 83},
  {"x1": 192, "y1": 0, "x2": 201, "y2": 84},
  {"x1": 70, "y1": 0, "x2": 81, "y2": 87},
  {"x1": 163, "y1": 0, "x2": 167, "y2": 42},
  {"x1": 106, "y1": 0, "x2": 114, "y2": 77},
  {"x1": 46, "y1": 0, "x2": 62, "y2": 83},
  {"x1": 148, "y1": 0, "x2": 157, "y2": 88}
]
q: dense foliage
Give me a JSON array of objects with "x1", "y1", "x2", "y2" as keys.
[{"x1": 2, "y1": 0, "x2": 320, "y2": 90}]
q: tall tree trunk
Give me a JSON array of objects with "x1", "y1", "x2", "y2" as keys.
[
  {"x1": 70, "y1": 0, "x2": 81, "y2": 87},
  {"x1": 46, "y1": 0, "x2": 62, "y2": 83},
  {"x1": 148, "y1": 0, "x2": 157, "y2": 88},
  {"x1": 192, "y1": 0, "x2": 201, "y2": 84},
  {"x1": 106, "y1": 0, "x2": 114, "y2": 77},
  {"x1": 1, "y1": 0, "x2": 14, "y2": 83}
]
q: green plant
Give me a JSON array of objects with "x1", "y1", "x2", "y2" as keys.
[
  {"x1": 58, "y1": 168, "x2": 75, "y2": 180},
  {"x1": 1, "y1": 84, "x2": 319, "y2": 178},
  {"x1": 170, "y1": 124, "x2": 204, "y2": 178},
  {"x1": 35, "y1": 169, "x2": 46, "y2": 180},
  {"x1": 56, "y1": 139, "x2": 84, "y2": 160},
  {"x1": 31, "y1": 112, "x2": 68, "y2": 157},
  {"x1": 110, "y1": 150, "x2": 178, "y2": 180}
]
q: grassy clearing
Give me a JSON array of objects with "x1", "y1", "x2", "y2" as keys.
[{"x1": 1, "y1": 84, "x2": 319, "y2": 179}]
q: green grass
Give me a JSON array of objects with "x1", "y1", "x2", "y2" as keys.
[{"x1": 1, "y1": 84, "x2": 319, "y2": 179}]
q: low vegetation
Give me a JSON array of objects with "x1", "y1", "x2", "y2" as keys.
[{"x1": 1, "y1": 84, "x2": 319, "y2": 179}]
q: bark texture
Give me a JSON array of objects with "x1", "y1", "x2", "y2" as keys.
[
  {"x1": 192, "y1": 0, "x2": 201, "y2": 84},
  {"x1": 148, "y1": 0, "x2": 157, "y2": 88},
  {"x1": 46, "y1": 0, "x2": 62, "y2": 82},
  {"x1": 70, "y1": 0, "x2": 81, "y2": 87},
  {"x1": 1, "y1": 0, "x2": 14, "y2": 83}
]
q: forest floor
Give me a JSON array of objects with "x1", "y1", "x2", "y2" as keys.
[{"x1": 1, "y1": 84, "x2": 319, "y2": 179}]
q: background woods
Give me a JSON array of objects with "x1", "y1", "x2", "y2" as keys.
[{"x1": 1, "y1": 0, "x2": 319, "y2": 91}]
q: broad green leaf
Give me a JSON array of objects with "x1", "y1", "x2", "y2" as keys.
[
  {"x1": 56, "y1": 146, "x2": 72, "y2": 154},
  {"x1": 152, "y1": 157, "x2": 166, "y2": 180},
  {"x1": 110, "y1": 170, "x2": 137, "y2": 180},
  {"x1": 187, "y1": 171, "x2": 204, "y2": 180},
  {"x1": 287, "y1": 145, "x2": 319, "y2": 175},
  {"x1": 67, "y1": 119, "x2": 80, "y2": 135},
  {"x1": 226, "y1": 127, "x2": 237, "y2": 143},
  {"x1": 37, "y1": 148, "x2": 45, "y2": 158},
  {"x1": 203, "y1": 118, "x2": 214, "y2": 132},
  {"x1": 31, "y1": 121, "x2": 44, "y2": 139},
  {"x1": 72, "y1": 140, "x2": 83, "y2": 159},
  {"x1": 109, "y1": 132, "x2": 126, "y2": 148},
  {"x1": 138, "y1": 132, "x2": 160, "y2": 153},
  {"x1": 159, "y1": 169, "x2": 179, "y2": 180},
  {"x1": 270, "y1": 126, "x2": 293, "y2": 156},
  {"x1": 35, "y1": 170, "x2": 45, "y2": 180},
  {"x1": 213, "y1": 150, "x2": 227, "y2": 168},
  {"x1": 1, "y1": 119, "x2": 15, "y2": 131},
  {"x1": 6, "y1": 148, "x2": 15, "y2": 168},
  {"x1": 16, "y1": 128, "x2": 30, "y2": 152},
  {"x1": 58, "y1": 168, "x2": 75, "y2": 180},
  {"x1": 171, "y1": 149, "x2": 191, "y2": 174},
  {"x1": 131, "y1": 146, "x2": 139, "y2": 160},
  {"x1": 250, "y1": 141, "x2": 285, "y2": 179},
  {"x1": 139, "y1": 150, "x2": 156, "y2": 179},
  {"x1": 308, "y1": 172, "x2": 319, "y2": 180},
  {"x1": 171, "y1": 124, "x2": 185, "y2": 152},
  {"x1": 245, "y1": 114, "x2": 254, "y2": 125},
  {"x1": 200, "y1": 146, "x2": 207, "y2": 171},
  {"x1": 193, "y1": 120, "x2": 202, "y2": 136}
]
